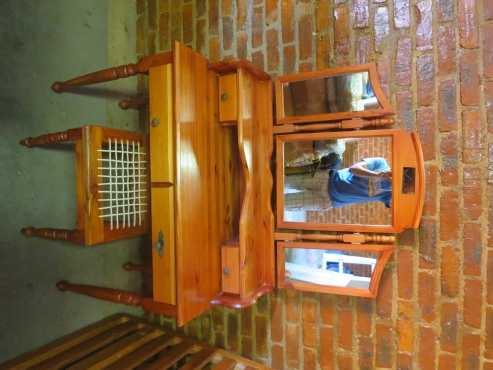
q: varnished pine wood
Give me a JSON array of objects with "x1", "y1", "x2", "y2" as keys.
[
  {"x1": 221, "y1": 246, "x2": 240, "y2": 294},
  {"x1": 209, "y1": 59, "x2": 271, "y2": 81},
  {"x1": 274, "y1": 232, "x2": 396, "y2": 244},
  {"x1": 272, "y1": 117, "x2": 395, "y2": 134},
  {"x1": 219, "y1": 73, "x2": 238, "y2": 123}
]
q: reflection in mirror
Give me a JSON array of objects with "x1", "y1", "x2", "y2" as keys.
[
  {"x1": 285, "y1": 248, "x2": 378, "y2": 289},
  {"x1": 283, "y1": 136, "x2": 392, "y2": 226},
  {"x1": 283, "y1": 72, "x2": 380, "y2": 117}
]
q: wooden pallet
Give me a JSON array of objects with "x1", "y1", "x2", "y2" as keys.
[{"x1": 0, "y1": 314, "x2": 270, "y2": 370}]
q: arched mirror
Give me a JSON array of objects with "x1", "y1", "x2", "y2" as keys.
[
  {"x1": 277, "y1": 242, "x2": 393, "y2": 298},
  {"x1": 275, "y1": 63, "x2": 393, "y2": 124}
]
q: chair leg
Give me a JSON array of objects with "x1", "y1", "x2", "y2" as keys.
[
  {"x1": 21, "y1": 227, "x2": 83, "y2": 244},
  {"x1": 56, "y1": 281, "x2": 176, "y2": 317},
  {"x1": 19, "y1": 128, "x2": 81, "y2": 147},
  {"x1": 52, "y1": 63, "x2": 142, "y2": 93},
  {"x1": 123, "y1": 262, "x2": 152, "y2": 274}
]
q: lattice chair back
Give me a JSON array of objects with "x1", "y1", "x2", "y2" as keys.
[{"x1": 20, "y1": 125, "x2": 149, "y2": 246}]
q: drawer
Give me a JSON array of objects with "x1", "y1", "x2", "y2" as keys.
[
  {"x1": 221, "y1": 244, "x2": 240, "y2": 294},
  {"x1": 151, "y1": 187, "x2": 176, "y2": 305},
  {"x1": 149, "y1": 63, "x2": 174, "y2": 183},
  {"x1": 219, "y1": 73, "x2": 238, "y2": 123}
]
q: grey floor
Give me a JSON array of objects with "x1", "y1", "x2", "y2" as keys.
[{"x1": 0, "y1": 0, "x2": 147, "y2": 361}]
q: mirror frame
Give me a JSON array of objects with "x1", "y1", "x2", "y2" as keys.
[
  {"x1": 277, "y1": 241, "x2": 394, "y2": 298},
  {"x1": 275, "y1": 63, "x2": 394, "y2": 125},
  {"x1": 276, "y1": 129, "x2": 425, "y2": 233}
]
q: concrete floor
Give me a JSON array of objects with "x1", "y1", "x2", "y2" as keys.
[{"x1": 0, "y1": 0, "x2": 147, "y2": 361}]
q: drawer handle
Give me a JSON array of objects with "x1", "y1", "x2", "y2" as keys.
[
  {"x1": 220, "y1": 92, "x2": 229, "y2": 102},
  {"x1": 155, "y1": 230, "x2": 165, "y2": 257}
]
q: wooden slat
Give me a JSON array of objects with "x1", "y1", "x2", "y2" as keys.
[
  {"x1": 179, "y1": 348, "x2": 216, "y2": 370},
  {"x1": 139, "y1": 339, "x2": 195, "y2": 370},
  {"x1": 66, "y1": 328, "x2": 162, "y2": 370},
  {"x1": 211, "y1": 358, "x2": 237, "y2": 370},
  {"x1": 31, "y1": 321, "x2": 142, "y2": 369},
  {"x1": 0, "y1": 314, "x2": 130, "y2": 370},
  {"x1": 103, "y1": 334, "x2": 176, "y2": 370}
]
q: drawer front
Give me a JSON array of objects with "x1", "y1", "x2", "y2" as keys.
[
  {"x1": 219, "y1": 73, "x2": 238, "y2": 123},
  {"x1": 221, "y1": 245, "x2": 240, "y2": 294},
  {"x1": 151, "y1": 187, "x2": 176, "y2": 304},
  {"x1": 149, "y1": 64, "x2": 174, "y2": 183}
]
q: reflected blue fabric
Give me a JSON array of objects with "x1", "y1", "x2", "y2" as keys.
[{"x1": 328, "y1": 157, "x2": 391, "y2": 208}]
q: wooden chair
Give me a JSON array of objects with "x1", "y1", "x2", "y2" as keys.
[{"x1": 20, "y1": 125, "x2": 148, "y2": 246}]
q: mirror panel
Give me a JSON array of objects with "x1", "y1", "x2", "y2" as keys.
[
  {"x1": 283, "y1": 72, "x2": 380, "y2": 117},
  {"x1": 283, "y1": 136, "x2": 393, "y2": 226}
]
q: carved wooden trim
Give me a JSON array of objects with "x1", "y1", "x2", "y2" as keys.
[
  {"x1": 274, "y1": 232, "x2": 395, "y2": 244},
  {"x1": 21, "y1": 227, "x2": 84, "y2": 244},
  {"x1": 272, "y1": 117, "x2": 395, "y2": 135},
  {"x1": 19, "y1": 128, "x2": 81, "y2": 147}
]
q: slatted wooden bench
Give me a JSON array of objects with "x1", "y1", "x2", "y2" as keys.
[{"x1": 0, "y1": 314, "x2": 270, "y2": 370}]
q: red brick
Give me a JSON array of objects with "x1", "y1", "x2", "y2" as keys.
[
  {"x1": 377, "y1": 55, "x2": 391, "y2": 97},
  {"x1": 241, "y1": 336, "x2": 253, "y2": 359},
  {"x1": 416, "y1": 0, "x2": 433, "y2": 51},
  {"x1": 460, "y1": 50, "x2": 480, "y2": 106},
  {"x1": 483, "y1": 24, "x2": 493, "y2": 78},
  {"x1": 209, "y1": 36, "x2": 220, "y2": 62},
  {"x1": 419, "y1": 219, "x2": 437, "y2": 268},
  {"x1": 355, "y1": 299, "x2": 372, "y2": 335},
  {"x1": 226, "y1": 312, "x2": 239, "y2": 352},
  {"x1": 423, "y1": 166, "x2": 437, "y2": 216},
  {"x1": 281, "y1": 0, "x2": 294, "y2": 43},
  {"x1": 488, "y1": 251, "x2": 493, "y2": 304},
  {"x1": 464, "y1": 279, "x2": 482, "y2": 328},
  {"x1": 486, "y1": 82, "x2": 493, "y2": 133},
  {"x1": 395, "y1": 0, "x2": 410, "y2": 28},
  {"x1": 271, "y1": 344, "x2": 284, "y2": 369},
  {"x1": 416, "y1": 108, "x2": 436, "y2": 160},
  {"x1": 299, "y1": 61, "x2": 312, "y2": 71},
  {"x1": 376, "y1": 323, "x2": 394, "y2": 368},
  {"x1": 438, "y1": 79, "x2": 457, "y2": 132},
  {"x1": 316, "y1": 0, "x2": 330, "y2": 32},
  {"x1": 283, "y1": 45, "x2": 295, "y2": 74},
  {"x1": 334, "y1": 6, "x2": 349, "y2": 59},
  {"x1": 353, "y1": 0, "x2": 369, "y2": 28},
  {"x1": 355, "y1": 34, "x2": 371, "y2": 64},
  {"x1": 438, "y1": 0, "x2": 454, "y2": 21},
  {"x1": 320, "y1": 326, "x2": 334, "y2": 369},
  {"x1": 221, "y1": 0, "x2": 232, "y2": 15},
  {"x1": 338, "y1": 308, "x2": 352, "y2": 350},
  {"x1": 299, "y1": 14, "x2": 313, "y2": 61},
  {"x1": 270, "y1": 296, "x2": 283, "y2": 342},
  {"x1": 374, "y1": 6, "x2": 389, "y2": 52},
  {"x1": 487, "y1": 308, "x2": 493, "y2": 359},
  {"x1": 251, "y1": 50, "x2": 264, "y2": 69},
  {"x1": 266, "y1": 29, "x2": 280, "y2": 72},
  {"x1": 463, "y1": 167, "x2": 482, "y2": 220},
  {"x1": 265, "y1": 0, "x2": 278, "y2": 25},
  {"x1": 286, "y1": 323, "x2": 300, "y2": 368},
  {"x1": 439, "y1": 353, "x2": 456, "y2": 370},
  {"x1": 320, "y1": 295, "x2": 334, "y2": 326},
  {"x1": 359, "y1": 337, "x2": 374, "y2": 370},
  {"x1": 395, "y1": 37, "x2": 412, "y2": 86},
  {"x1": 487, "y1": 0, "x2": 493, "y2": 20},
  {"x1": 399, "y1": 229, "x2": 416, "y2": 246},
  {"x1": 396, "y1": 90, "x2": 414, "y2": 131},
  {"x1": 463, "y1": 110, "x2": 483, "y2": 163},
  {"x1": 419, "y1": 271, "x2": 436, "y2": 322},
  {"x1": 252, "y1": 6, "x2": 263, "y2": 49},
  {"x1": 195, "y1": 0, "x2": 206, "y2": 17},
  {"x1": 147, "y1": 32, "x2": 156, "y2": 54},
  {"x1": 440, "y1": 302, "x2": 458, "y2": 352},
  {"x1": 440, "y1": 190, "x2": 459, "y2": 241},
  {"x1": 303, "y1": 322, "x2": 317, "y2": 348},
  {"x1": 419, "y1": 326, "x2": 436, "y2": 370},
  {"x1": 337, "y1": 354, "x2": 352, "y2": 370},
  {"x1": 236, "y1": 30, "x2": 247, "y2": 59},
  {"x1": 209, "y1": 0, "x2": 218, "y2": 35},
  {"x1": 459, "y1": 0, "x2": 479, "y2": 48},
  {"x1": 398, "y1": 249, "x2": 414, "y2": 299},
  {"x1": 485, "y1": 362, "x2": 493, "y2": 370},
  {"x1": 303, "y1": 347, "x2": 317, "y2": 370},
  {"x1": 316, "y1": 34, "x2": 330, "y2": 70},
  {"x1": 397, "y1": 353, "x2": 412, "y2": 370},
  {"x1": 464, "y1": 223, "x2": 482, "y2": 276},
  {"x1": 285, "y1": 289, "x2": 300, "y2": 322},
  {"x1": 462, "y1": 333, "x2": 480, "y2": 370},
  {"x1": 441, "y1": 245, "x2": 460, "y2": 297},
  {"x1": 148, "y1": 0, "x2": 157, "y2": 30},
  {"x1": 158, "y1": 12, "x2": 170, "y2": 51},
  {"x1": 221, "y1": 16, "x2": 233, "y2": 51},
  {"x1": 489, "y1": 186, "x2": 493, "y2": 247},
  {"x1": 397, "y1": 301, "x2": 414, "y2": 352},
  {"x1": 417, "y1": 54, "x2": 435, "y2": 106},
  {"x1": 236, "y1": 0, "x2": 247, "y2": 29},
  {"x1": 437, "y1": 25, "x2": 456, "y2": 75},
  {"x1": 137, "y1": 0, "x2": 145, "y2": 15},
  {"x1": 376, "y1": 268, "x2": 393, "y2": 318},
  {"x1": 440, "y1": 132, "x2": 459, "y2": 185}
]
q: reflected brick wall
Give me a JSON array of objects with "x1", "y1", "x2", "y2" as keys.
[{"x1": 137, "y1": 0, "x2": 493, "y2": 369}]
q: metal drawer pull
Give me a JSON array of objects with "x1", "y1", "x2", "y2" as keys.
[{"x1": 155, "y1": 230, "x2": 165, "y2": 256}]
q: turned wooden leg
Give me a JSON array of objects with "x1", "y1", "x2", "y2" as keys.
[
  {"x1": 123, "y1": 262, "x2": 152, "y2": 274},
  {"x1": 56, "y1": 281, "x2": 176, "y2": 317},
  {"x1": 118, "y1": 96, "x2": 148, "y2": 110},
  {"x1": 21, "y1": 227, "x2": 83, "y2": 244},
  {"x1": 19, "y1": 128, "x2": 81, "y2": 147},
  {"x1": 52, "y1": 63, "x2": 143, "y2": 93}
]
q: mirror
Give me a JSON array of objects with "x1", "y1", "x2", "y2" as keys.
[
  {"x1": 282, "y1": 136, "x2": 393, "y2": 226},
  {"x1": 275, "y1": 63, "x2": 393, "y2": 124},
  {"x1": 283, "y1": 72, "x2": 379, "y2": 117},
  {"x1": 278, "y1": 242, "x2": 394, "y2": 298}
]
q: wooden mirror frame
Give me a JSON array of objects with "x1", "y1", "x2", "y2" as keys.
[
  {"x1": 275, "y1": 63, "x2": 394, "y2": 125},
  {"x1": 277, "y1": 241, "x2": 394, "y2": 298},
  {"x1": 276, "y1": 129, "x2": 425, "y2": 233}
]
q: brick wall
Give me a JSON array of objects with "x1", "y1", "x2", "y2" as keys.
[{"x1": 138, "y1": 0, "x2": 493, "y2": 369}]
